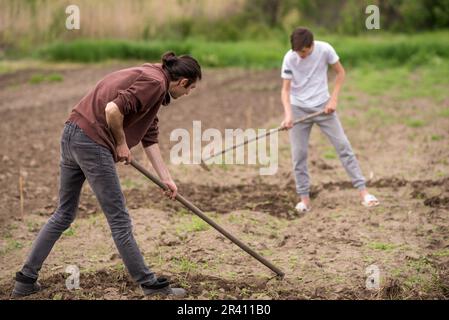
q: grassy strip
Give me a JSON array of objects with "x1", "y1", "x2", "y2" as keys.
[{"x1": 32, "y1": 32, "x2": 449, "y2": 68}]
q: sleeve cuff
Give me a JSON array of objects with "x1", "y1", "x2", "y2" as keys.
[
  {"x1": 141, "y1": 139, "x2": 158, "y2": 148},
  {"x1": 329, "y1": 57, "x2": 340, "y2": 65},
  {"x1": 112, "y1": 95, "x2": 127, "y2": 115}
]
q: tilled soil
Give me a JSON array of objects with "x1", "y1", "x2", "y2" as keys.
[
  {"x1": 0, "y1": 63, "x2": 448, "y2": 300},
  {"x1": 27, "y1": 176, "x2": 449, "y2": 220}
]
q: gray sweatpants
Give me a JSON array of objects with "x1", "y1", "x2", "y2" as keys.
[
  {"x1": 20, "y1": 122, "x2": 157, "y2": 286},
  {"x1": 289, "y1": 101, "x2": 366, "y2": 196}
]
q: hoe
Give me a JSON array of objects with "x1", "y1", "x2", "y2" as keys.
[{"x1": 131, "y1": 159, "x2": 285, "y2": 278}]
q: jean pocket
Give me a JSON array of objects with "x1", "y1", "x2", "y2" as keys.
[
  {"x1": 77, "y1": 145, "x2": 101, "y2": 168},
  {"x1": 70, "y1": 134, "x2": 99, "y2": 165},
  {"x1": 99, "y1": 145, "x2": 115, "y2": 167}
]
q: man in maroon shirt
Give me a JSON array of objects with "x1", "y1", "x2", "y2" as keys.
[{"x1": 12, "y1": 52, "x2": 202, "y2": 298}]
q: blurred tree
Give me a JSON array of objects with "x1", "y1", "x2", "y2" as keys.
[
  {"x1": 244, "y1": 0, "x2": 282, "y2": 26},
  {"x1": 278, "y1": 0, "x2": 449, "y2": 33},
  {"x1": 2, "y1": 0, "x2": 449, "y2": 49},
  {"x1": 432, "y1": 0, "x2": 449, "y2": 28}
]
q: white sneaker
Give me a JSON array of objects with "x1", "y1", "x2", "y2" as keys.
[
  {"x1": 361, "y1": 194, "x2": 380, "y2": 208},
  {"x1": 295, "y1": 201, "x2": 311, "y2": 213}
]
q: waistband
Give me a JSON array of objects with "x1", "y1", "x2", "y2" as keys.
[{"x1": 64, "y1": 120, "x2": 83, "y2": 134}]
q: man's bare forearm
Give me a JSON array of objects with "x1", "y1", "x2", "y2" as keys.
[
  {"x1": 330, "y1": 68, "x2": 346, "y2": 101},
  {"x1": 281, "y1": 88, "x2": 292, "y2": 117},
  {"x1": 105, "y1": 102, "x2": 126, "y2": 145},
  {"x1": 144, "y1": 144, "x2": 171, "y2": 181}
]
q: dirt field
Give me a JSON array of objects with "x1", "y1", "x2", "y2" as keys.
[{"x1": 0, "y1": 63, "x2": 448, "y2": 300}]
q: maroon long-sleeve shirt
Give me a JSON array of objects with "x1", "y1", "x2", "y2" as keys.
[{"x1": 67, "y1": 63, "x2": 171, "y2": 162}]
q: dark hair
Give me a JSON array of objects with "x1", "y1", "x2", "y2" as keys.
[
  {"x1": 161, "y1": 51, "x2": 202, "y2": 86},
  {"x1": 290, "y1": 27, "x2": 314, "y2": 51}
]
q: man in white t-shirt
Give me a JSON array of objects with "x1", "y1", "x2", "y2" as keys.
[{"x1": 280, "y1": 27, "x2": 379, "y2": 213}]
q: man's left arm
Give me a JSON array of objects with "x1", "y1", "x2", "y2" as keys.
[
  {"x1": 325, "y1": 61, "x2": 346, "y2": 114},
  {"x1": 144, "y1": 143, "x2": 177, "y2": 199}
]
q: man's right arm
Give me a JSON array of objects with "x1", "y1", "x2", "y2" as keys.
[
  {"x1": 105, "y1": 101, "x2": 131, "y2": 163},
  {"x1": 281, "y1": 79, "x2": 293, "y2": 129}
]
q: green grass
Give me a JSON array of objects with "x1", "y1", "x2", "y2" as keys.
[
  {"x1": 63, "y1": 227, "x2": 75, "y2": 237},
  {"x1": 0, "y1": 64, "x2": 12, "y2": 74},
  {"x1": 26, "y1": 32, "x2": 449, "y2": 69},
  {"x1": 177, "y1": 216, "x2": 210, "y2": 233},
  {"x1": 440, "y1": 108, "x2": 449, "y2": 117},
  {"x1": 341, "y1": 116, "x2": 359, "y2": 128},
  {"x1": 345, "y1": 95, "x2": 356, "y2": 101},
  {"x1": 47, "y1": 73, "x2": 63, "y2": 81},
  {"x1": 323, "y1": 148, "x2": 337, "y2": 160},
  {"x1": 52, "y1": 293, "x2": 63, "y2": 300},
  {"x1": 176, "y1": 208, "x2": 190, "y2": 216},
  {"x1": 367, "y1": 242, "x2": 397, "y2": 251},
  {"x1": 113, "y1": 263, "x2": 126, "y2": 272},
  {"x1": 0, "y1": 239, "x2": 24, "y2": 255},
  {"x1": 227, "y1": 213, "x2": 245, "y2": 225},
  {"x1": 87, "y1": 213, "x2": 104, "y2": 226},
  {"x1": 213, "y1": 161, "x2": 230, "y2": 171},
  {"x1": 121, "y1": 178, "x2": 140, "y2": 189},
  {"x1": 1, "y1": 229, "x2": 13, "y2": 239},
  {"x1": 173, "y1": 257, "x2": 198, "y2": 273},
  {"x1": 431, "y1": 135, "x2": 443, "y2": 141},
  {"x1": 361, "y1": 253, "x2": 441, "y2": 296},
  {"x1": 402, "y1": 257, "x2": 438, "y2": 291},
  {"x1": 29, "y1": 73, "x2": 63, "y2": 84},
  {"x1": 36, "y1": 39, "x2": 191, "y2": 63},
  {"x1": 8, "y1": 239, "x2": 23, "y2": 250},
  {"x1": 322, "y1": 32, "x2": 449, "y2": 68},
  {"x1": 27, "y1": 221, "x2": 41, "y2": 233},
  {"x1": 329, "y1": 212, "x2": 342, "y2": 220},
  {"x1": 29, "y1": 74, "x2": 46, "y2": 84},
  {"x1": 349, "y1": 59, "x2": 449, "y2": 102},
  {"x1": 352, "y1": 67, "x2": 411, "y2": 96},
  {"x1": 437, "y1": 170, "x2": 447, "y2": 177},
  {"x1": 366, "y1": 107, "x2": 393, "y2": 124},
  {"x1": 405, "y1": 119, "x2": 425, "y2": 128},
  {"x1": 35, "y1": 39, "x2": 286, "y2": 68},
  {"x1": 432, "y1": 249, "x2": 449, "y2": 257}
]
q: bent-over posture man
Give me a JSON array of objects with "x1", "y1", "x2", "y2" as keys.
[
  {"x1": 280, "y1": 27, "x2": 379, "y2": 213},
  {"x1": 13, "y1": 52, "x2": 201, "y2": 297}
]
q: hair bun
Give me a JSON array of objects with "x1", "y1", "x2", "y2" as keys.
[{"x1": 162, "y1": 51, "x2": 177, "y2": 67}]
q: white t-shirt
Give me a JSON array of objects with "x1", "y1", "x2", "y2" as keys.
[{"x1": 281, "y1": 41, "x2": 339, "y2": 108}]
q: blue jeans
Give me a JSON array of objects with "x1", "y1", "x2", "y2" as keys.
[{"x1": 21, "y1": 122, "x2": 157, "y2": 285}]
